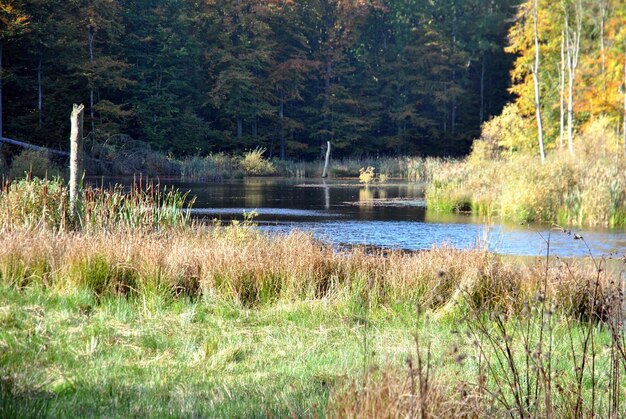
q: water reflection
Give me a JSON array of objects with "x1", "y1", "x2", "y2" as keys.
[
  {"x1": 93, "y1": 177, "x2": 626, "y2": 258},
  {"x1": 322, "y1": 179, "x2": 330, "y2": 210}
]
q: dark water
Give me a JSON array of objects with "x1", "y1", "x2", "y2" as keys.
[{"x1": 102, "y1": 177, "x2": 626, "y2": 258}]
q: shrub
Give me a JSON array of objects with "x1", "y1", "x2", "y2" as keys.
[
  {"x1": 359, "y1": 166, "x2": 376, "y2": 184},
  {"x1": 8, "y1": 150, "x2": 65, "y2": 179},
  {"x1": 479, "y1": 103, "x2": 534, "y2": 156},
  {"x1": 239, "y1": 147, "x2": 275, "y2": 176}
]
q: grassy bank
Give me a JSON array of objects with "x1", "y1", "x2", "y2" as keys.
[
  {"x1": 1, "y1": 226, "x2": 625, "y2": 416},
  {"x1": 1, "y1": 178, "x2": 625, "y2": 416},
  {"x1": 426, "y1": 153, "x2": 626, "y2": 227},
  {"x1": 4, "y1": 147, "x2": 443, "y2": 181},
  {"x1": 168, "y1": 153, "x2": 444, "y2": 181}
]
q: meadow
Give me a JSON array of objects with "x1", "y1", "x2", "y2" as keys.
[{"x1": 0, "y1": 177, "x2": 625, "y2": 417}]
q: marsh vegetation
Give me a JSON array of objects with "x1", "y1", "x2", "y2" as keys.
[{"x1": 0, "y1": 179, "x2": 624, "y2": 417}]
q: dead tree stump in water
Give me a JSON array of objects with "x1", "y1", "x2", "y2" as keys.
[{"x1": 322, "y1": 141, "x2": 331, "y2": 178}]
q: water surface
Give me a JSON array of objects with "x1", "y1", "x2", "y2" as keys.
[{"x1": 101, "y1": 177, "x2": 626, "y2": 258}]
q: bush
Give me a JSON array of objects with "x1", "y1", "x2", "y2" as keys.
[
  {"x1": 239, "y1": 147, "x2": 275, "y2": 176},
  {"x1": 479, "y1": 103, "x2": 534, "y2": 157},
  {"x1": 8, "y1": 150, "x2": 65, "y2": 179}
]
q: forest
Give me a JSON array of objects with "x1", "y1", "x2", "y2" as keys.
[
  {"x1": 0, "y1": 0, "x2": 517, "y2": 160},
  {"x1": 3, "y1": 0, "x2": 626, "y2": 162}
]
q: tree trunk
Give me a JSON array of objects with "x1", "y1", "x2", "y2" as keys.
[
  {"x1": 0, "y1": 43, "x2": 3, "y2": 143},
  {"x1": 451, "y1": 69, "x2": 456, "y2": 135},
  {"x1": 479, "y1": 56, "x2": 485, "y2": 124},
  {"x1": 88, "y1": 26, "x2": 96, "y2": 136},
  {"x1": 69, "y1": 104, "x2": 85, "y2": 218},
  {"x1": 623, "y1": 55, "x2": 626, "y2": 156},
  {"x1": 252, "y1": 118, "x2": 257, "y2": 138},
  {"x1": 451, "y1": 5, "x2": 457, "y2": 135},
  {"x1": 0, "y1": 136, "x2": 69, "y2": 157},
  {"x1": 279, "y1": 92, "x2": 285, "y2": 160},
  {"x1": 559, "y1": 30, "x2": 565, "y2": 150},
  {"x1": 565, "y1": 3, "x2": 581, "y2": 157},
  {"x1": 322, "y1": 141, "x2": 331, "y2": 178},
  {"x1": 38, "y1": 55, "x2": 43, "y2": 127},
  {"x1": 0, "y1": 136, "x2": 108, "y2": 164},
  {"x1": 532, "y1": 0, "x2": 546, "y2": 164},
  {"x1": 236, "y1": 117, "x2": 242, "y2": 139},
  {"x1": 600, "y1": 0, "x2": 606, "y2": 92}
]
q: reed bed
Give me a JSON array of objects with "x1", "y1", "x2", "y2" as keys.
[
  {"x1": 0, "y1": 223, "x2": 620, "y2": 319},
  {"x1": 0, "y1": 177, "x2": 192, "y2": 231},
  {"x1": 426, "y1": 154, "x2": 626, "y2": 227},
  {"x1": 177, "y1": 154, "x2": 445, "y2": 180}
]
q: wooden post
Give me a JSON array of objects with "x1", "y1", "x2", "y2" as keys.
[
  {"x1": 69, "y1": 104, "x2": 84, "y2": 217},
  {"x1": 322, "y1": 141, "x2": 331, "y2": 178}
]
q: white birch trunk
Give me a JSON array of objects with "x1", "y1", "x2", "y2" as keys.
[
  {"x1": 560, "y1": 31, "x2": 565, "y2": 150},
  {"x1": 564, "y1": 2, "x2": 581, "y2": 157},
  {"x1": 533, "y1": 0, "x2": 546, "y2": 164},
  {"x1": 623, "y1": 55, "x2": 626, "y2": 156},
  {"x1": 0, "y1": 43, "x2": 3, "y2": 142},
  {"x1": 600, "y1": 0, "x2": 606, "y2": 82}
]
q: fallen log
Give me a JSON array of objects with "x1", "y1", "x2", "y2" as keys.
[
  {"x1": 0, "y1": 136, "x2": 110, "y2": 165},
  {"x1": 1, "y1": 136, "x2": 69, "y2": 157}
]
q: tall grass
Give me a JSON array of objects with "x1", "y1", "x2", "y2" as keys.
[
  {"x1": 426, "y1": 154, "x2": 626, "y2": 227},
  {"x1": 179, "y1": 153, "x2": 242, "y2": 180},
  {"x1": 0, "y1": 177, "x2": 192, "y2": 232},
  {"x1": 329, "y1": 232, "x2": 626, "y2": 417},
  {"x1": 238, "y1": 147, "x2": 276, "y2": 176},
  {"x1": 178, "y1": 154, "x2": 446, "y2": 180},
  {"x1": 0, "y1": 220, "x2": 619, "y2": 319}
]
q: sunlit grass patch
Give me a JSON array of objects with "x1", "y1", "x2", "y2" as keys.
[{"x1": 426, "y1": 154, "x2": 626, "y2": 227}]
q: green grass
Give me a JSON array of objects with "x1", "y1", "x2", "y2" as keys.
[
  {"x1": 0, "y1": 284, "x2": 448, "y2": 417},
  {"x1": 1, "y1": 278, "x2": 623, "y2": 417}
]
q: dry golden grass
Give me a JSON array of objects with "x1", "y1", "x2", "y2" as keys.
[
  {"x1": 0, "y1": 224, "x2": 620, "y2": 319},
  {"x1": 328, "y1": 366, "x2": 492, "y2": 418},
  {"x1": 426, "y1": 152, "x2": 626, "y2": 227}
]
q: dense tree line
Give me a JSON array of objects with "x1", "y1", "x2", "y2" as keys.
[{"x1": 0, "y1": 0, "x2": 517, "y2": 159}]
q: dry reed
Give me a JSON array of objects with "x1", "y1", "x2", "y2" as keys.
[{"x1": 0, "y1": 224, "x2": 621, "y2": 319}]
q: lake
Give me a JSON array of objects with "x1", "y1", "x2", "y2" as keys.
[{"x1": 112, "y1": 177, "x2": 626, "y2": 258}]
